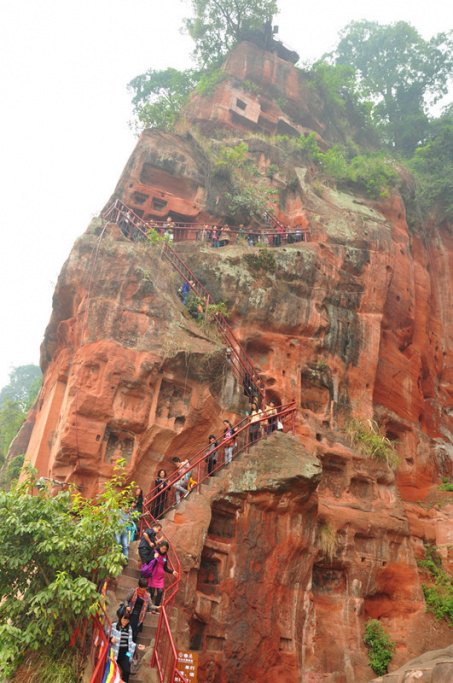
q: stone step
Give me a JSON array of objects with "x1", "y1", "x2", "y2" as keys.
[{"x1": 123, "y1": 564, "x2": 142, "y2": 579}]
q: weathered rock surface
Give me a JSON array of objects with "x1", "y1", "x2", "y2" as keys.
[
  {"x1": 20, "y1": 40, "x2": 453, "y2": 682},
  {"x1": 370, "y1": 645, "x2": 453, "y2": 682}
]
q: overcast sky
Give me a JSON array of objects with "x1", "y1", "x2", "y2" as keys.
[{"x1": 0, "y1": 0, "x2": 451, "y2": 389}]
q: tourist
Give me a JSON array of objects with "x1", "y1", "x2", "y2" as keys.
[
  {"x1": 125, "y1": 577, "x2": 152, "y2": 641},
  {"x1": 223, "y1": 419, "x2": 236, "y2": 465},
  {"x1": 110, "y1": 612, "x2": 144, "y2": 682},
  {"x1": 180, "y1": 280, "x2": 190, "y2": 305},
  {"x1": 249, "y1": 403, "x2": 263, "y2": 444},
  {"x1": 265, "y1": 401, "x2": 278, "y2": 434},
  {"x1": 115, "y1": 508, "x2": 132, "y2": 560},
  {"x1": 147, "y1": 541, "x2": 178, "y2": 613},
  {"x1": 219, "y1": 224, "x2": 230, "y2": 247},
  {"x1": 131, "y1": 487, "x2": 144, "y2": 540},
  {"x1": 138, "y1": 521, "x2": 163, "y2": 565},
  {"x1": 205, "y1": 434, "x2": 218, "y2": 475},
  {"x1": 151, "y1": 469, "x2": 169, "y2": 519},
  {"x1": 172, "y1": 456, "x2": 191, "y2": 504}
]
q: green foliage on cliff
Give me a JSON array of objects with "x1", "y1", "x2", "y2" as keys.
[
  {"x1": 318, "y1": 147, "x2": 398, "y2": 198},
  {"x1": 184, "y1": 0, "x2": 278, "y2": 68},
  {"x1": 0, "y1": 365, "x2": 42, "y2": 487},
  {"x1": 439, "y1": 477, "x2": 453, "y2": 492},
  {"x1": 274, "y1": 132, "x2": 398, "y2": 198},
  {"x1": 195, "y1": 68, "x2": 227, "y2": 95},
  {"x1": 409, "y1": 107, "x2": 453, "y2": 223},
  {"x1": 347, "y1": 420, "x2": 399, "y2": 469},
  {"x1": 195, "y1": 137, "x2": 277, "y2": 221},
  {"x1": 363, "y1": 619, "x2": 396, "y2": 675},
  {"x1": 128, "y1": 68, "x2": 200, "y2": 131},
  {"x1": 331, "y1": 21, "x2": 453, "y2": 155},
  {"x1": 244, "y1": 249, "x2": 276, "y2": 273},
  {"x1": 418, "y1": 545, "x2": 453, "y2": 626},
  {"x1": 0, "y1": 462, "x2": 134, "y2": 678}
]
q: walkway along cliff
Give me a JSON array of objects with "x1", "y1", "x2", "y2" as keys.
[{"x1": 20, "y1": 40, "x2": 453, "y2": 682}]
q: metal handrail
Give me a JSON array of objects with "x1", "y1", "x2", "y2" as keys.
[
  {"x1": 102, "y1": 200, "x2": 266, "y2": 400},
  {"x1": 161, "y1": 242, "x2": 263, "y2": 397},
  {"x1": 99, "y1": 200, "x2": 298, "y2": 682},
  {"x1": 143, "y1": 401, "x2": 296, "y2": 682},
  {"x1": 102, "y1": 198, "x2": 310, "y2": 241},
  {"x1": 86, "y1": 583, "x2": 121, "y2": 683},
  {"x1": 143, "y1": 402, "x2": 296, "y2": 520}
]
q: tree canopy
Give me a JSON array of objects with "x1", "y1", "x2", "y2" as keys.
[
  {"x1": 0, "y1": 364, "x2": 41, "y2": 411},
  {"x1": 409, "y1": 106, "x2": 453, "y2": 223},
  {"x1": 128, "y1": 68, "x2": 200, "y2": 131},
  {"x1": 0, "y1": 365, "x2": 41, "y2": 476},
  {"x1": 184, "y1": 0, "x2": 278, "y2": 68},
  {"x1": 332, "y1": 21, "x2": 453, "y2": 155},
  {"x1": 0, "y1": 464, "x2": 133, "y2": 679}
]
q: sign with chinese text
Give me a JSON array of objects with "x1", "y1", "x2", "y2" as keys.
[{"x1": 174, "y1": 650, "x2": 198, "y2": 682}]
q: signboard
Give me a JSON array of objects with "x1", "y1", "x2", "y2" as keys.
[{"x1": 174, "y1": 650, "x2": 198, "y2": 683}]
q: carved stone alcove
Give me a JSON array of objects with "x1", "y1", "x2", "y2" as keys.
[
  {"x1": 155, "y1": 379, "x2": 192, "y2": 430},
  {"x1": 104, "y1": 427, "x2": 135, "y2": 464}
]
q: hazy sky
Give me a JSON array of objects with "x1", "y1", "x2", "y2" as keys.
[{"x1": 0, "y1": 0, "x2": 451, "y2": 389}]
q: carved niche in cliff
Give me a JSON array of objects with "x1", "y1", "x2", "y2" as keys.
[
  {"x1": 103, "y1": 427, "x2": 135, "y2": 465},
  {"x1": 155, "y1": 379, "x2": 192, "y2": 433}
]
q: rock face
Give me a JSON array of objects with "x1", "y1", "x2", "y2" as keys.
[
  {"x1": 22, "y1": 41, "x2": 453, "y2": 681},
  {"x1": 370, "y1": 645, "x2": 453, "y2": 682}
]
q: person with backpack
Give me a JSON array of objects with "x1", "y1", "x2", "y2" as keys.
[
  {"x1": 144, "y1": 540, "x2": 178, "y2": 613},
  {"x1": 110, "y1": 611, "x2": 144, "y2": 682},
  {"x1": 124, "y1": 577, "x2": 152, "y2": 641}
]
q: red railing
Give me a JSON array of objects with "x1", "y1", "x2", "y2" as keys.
[
  {"x1": 70, "y1": 580, "x2": 121, "y2": 683},
  {"x1": 161, "y1": 241, "x2": 263, "y2": 400},
  {"x1": 143, "y1": 402, "x2": 297, "y2": 523},
  {"x1": 102, "y1": 200, "x2": 265, "y2": 401},
  {"x1": 89, "y1": 607, "x2": 117, "y2": 683},
  {"x1": 263, "y1": 209, "x2": 287, "y2": 234},
  {"x1": 141, "y1": 402, "x2": 296, "y2": 682},
  {"x1": 99, "y1": 199, "x2": 298, "y2": 682},
  {"x1": 102, "y1": 199, "x2": 310, "y2": 244}
]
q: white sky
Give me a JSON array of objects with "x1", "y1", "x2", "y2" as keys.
[{"x1": 0, "y1": 0, "x2": 451, "y2": 389}]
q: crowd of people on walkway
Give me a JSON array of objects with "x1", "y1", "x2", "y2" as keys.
[
  {"x1": 117, "y1": 207, "x2": 307, "y2": 247},
  {"x1": 111, "y1": 395, "x2": 285, "y2": 681}
]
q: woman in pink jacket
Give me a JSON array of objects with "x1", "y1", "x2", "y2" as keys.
[{"x1": 147, "y1": 541, "x2": 178, "y2": 612}]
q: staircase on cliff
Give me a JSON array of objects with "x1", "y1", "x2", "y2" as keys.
[
  {"x1": 96, "y1": 201, "x2": 297, "y2": 683},
  {"x1": 113, "y1": 543, "x2": 161, "y2": 683},
  {"x1": 103, "y1": 199, "x2": 267, "y2": 402}
]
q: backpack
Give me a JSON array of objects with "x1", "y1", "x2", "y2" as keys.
[{"x1": 141, "y1": 557, "x2": 157, "y2": 578}]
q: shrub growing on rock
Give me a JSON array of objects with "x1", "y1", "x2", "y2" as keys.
[{"x1": 363, "y1": 619, "x2": 395, "y2": 676}]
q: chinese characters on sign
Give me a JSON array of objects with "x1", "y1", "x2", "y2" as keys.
[{"x1": 174, "y1": 650, "x2": 198, "y2": 682}]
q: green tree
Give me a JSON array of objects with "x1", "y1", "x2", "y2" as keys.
[
  {"x1": 0, "y1": 365, "x2": 41, "y2": 467},
  {"x1": 332, "y1": 21, "x2": 453, "y2": 155},
  {"x1": 0, "y1": 364, "x2": 41, "y2": 411},
  {"x1": 0, "y1": 463, "x2": 133, "y2": 678},
  {"x1": 409, "y1": 106, "x2": 453, "y2": 223},
  {"x1": 184, "y1": 0, "x2": 278, "y2": 68},
  {"x1": 0, "y1": 400, "x2": 27, "y2": 462},
  {"x1": 128, "y1": 67, "x2": 200, "y2": 131}
]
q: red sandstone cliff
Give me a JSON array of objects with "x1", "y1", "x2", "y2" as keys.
[{"x1": 22, "y1": 42, "x2": 452, "y2": 682}]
